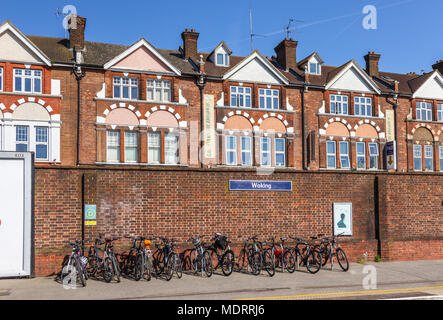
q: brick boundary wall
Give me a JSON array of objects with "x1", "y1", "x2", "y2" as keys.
[{"x1": 33, "y1": 167, "x2": 443, "y2": 277}]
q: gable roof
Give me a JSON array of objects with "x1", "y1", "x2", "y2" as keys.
[
  {"x1": 0, "y1": 20, "x2": 52, "y2": 66},
  {"x1": 208, "y1": 41, "x2": 232, "y2": 58},
  {"x1": 222, "y1": 50, "x2": 289, "y2": 84},
  {"x1": 325, "y1": 59, "x2": 381, "y2": 94},
  {"x1": 103, "y1": 38, "x2": 181, "y2": 75},
  {"x1": 297, "y1": 52, "x2": 324, "y2": 68},
  {"x1": 411, "y1": 69, "x2": 443, "y2": 99}
]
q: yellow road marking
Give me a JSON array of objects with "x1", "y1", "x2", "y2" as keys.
[{"x1": 238, "y1": 284, "x2": 443, "y2": 300}]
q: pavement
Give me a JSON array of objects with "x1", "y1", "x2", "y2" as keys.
[{"x1": 0, "y1": 260, "x2": 443, "y2": 300}]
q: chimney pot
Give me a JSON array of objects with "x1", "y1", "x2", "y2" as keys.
[
  {"x1": 432, "y1": 60, "x2": 443, "y2": 75},
  {"x1": 68, "y1": 15, "x2": 87, "y2": 51},
  {"x1": 274, "y1": 38, "x2": 298, "y2": 71},
  {"x1": 181, "y1": 29, "x2": 199, "y2": 60},
  {"x1": 364, "y1": 51, "x2": 381, "y2": 77}
]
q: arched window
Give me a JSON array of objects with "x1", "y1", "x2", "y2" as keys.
[
  {"x1": 355, "y1": 124, "x2": 379, "y2": 170},
  {"x1": 412, "y1": 127, "x2": 434, "y2": 171},
  {"x1": 259, "y1": 117, "x2": 287, "y2": 168},
  {"x1": 223, "y1": 116, "x2": 253, "y2": 166},
  {"x1": 146, "y1": 111, "x2": 180, "y2": 165},
  {"x1": 105, "y1": 108, "x2": 140, "y2": 163},
  {"x1": 324, "y1": 122, "x2": 350, "y2": 169},
  {"x1": 9, "y1": 102, "x2": 57, "y2": 162}
]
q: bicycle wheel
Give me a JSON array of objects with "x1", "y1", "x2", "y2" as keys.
[
  {"x1": 235, "y1": 249, "x2": 247, "y2": 272},
  {"x1": 263, "y1": 250, "x2": 275, "y2": 277},
  {"x1": 221, "y1": 250, "x2": 235, "y2": 276},
  {"x1": 111, "y1": 255, "x2": 121, "y2": 283},
  {"x1": 306, "y1": 249, "x2": 322, "y2": 274},
  {"x1": 103, "y1": 257, "x2": 114, "y2": 283},
  {"x1": 336, "y1": 248, "x2": 349, "y2": 272},
  {"x1": 134, "y1": 254, "x2": 143, "y2": 281},
  {"x1": 203, "y1": 251, "x2": 213, "y2": 278},
  {"x1": 209, "y1": 249, "x2": 219, "y2": 272},
  {"x1": 283, "y1": 250, "x2": 296, "y2": 274},
  {"x1": 174, "y1": 254, "x2": 183, "y2": 279},
  {"x1": 316, "y1": 244, "x2": 331, "y2": 267},
  {"x1": 249, "y1": 252, "x2": 262, "y2": 276},
  {"x1": 190, "y1": 249, "x2": 199, "y2": 275},
  {"x1": 164, "y1": 256, "x2": 174, "y2": 281}
]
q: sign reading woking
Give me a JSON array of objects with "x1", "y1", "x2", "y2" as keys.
[{"x1": 229, "y1": 180, "x2": 293, "y2": 191}]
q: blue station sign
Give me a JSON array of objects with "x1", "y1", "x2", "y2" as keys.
[{"x1": 229, "y1": 180, "x2": 293, "y2": 191}]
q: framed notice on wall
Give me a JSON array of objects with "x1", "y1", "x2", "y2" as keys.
[{"x1": 333, "y1": 203, "x2": 352, "y2": 236}]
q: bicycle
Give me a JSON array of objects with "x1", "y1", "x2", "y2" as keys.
[
  {"x1": 120, "y1": 235, "x2": 144, "y2": 281},
  {"x1": 250, "y1": 235, "x2": 275, "y2": 277},
  {"x1": 188, "y1": 236, "x2": 213, "y2": 277},
  {"x1": 234, "y1": 236, "x2": 261, "y2": 275},
  {"x1": 152, "y1": 237, "x2": 182, "y2": 281},
  {"x1": 207, "y1": 233, "x2": 235, "y2": 276},
  {"x1": 315, "y1": 233, "x2": 349, "y2": 271},
  {"x1": 104, "y1": 237, "x2": 121, "y2": 282},
  {"x1": 141, "y1": 235, "x2": 157, "y2": 281},
  {"x1": 289, "y1": 236, "x2": 322, "y2": 274},
  {"x1": 61, "y1": 240, "x2": 88, "y2": 287},
  {"x1": 266, "y1": 237, "x2": 296, "y2": 274},
  {"x1": 87, "y1": 236, "x2": 114, "y2": 282}
]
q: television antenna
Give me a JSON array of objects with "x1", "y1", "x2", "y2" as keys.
[
  {"x1": 285, "y1": 18, "x2": 304, "y2": 39},
  {"x1": 249, "y1": 0, "x2": 267, "y2": 51}
]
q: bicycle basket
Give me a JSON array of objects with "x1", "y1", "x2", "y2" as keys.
[{"x1": 214, "y1": 235, "x2": 228, "y2": 250}]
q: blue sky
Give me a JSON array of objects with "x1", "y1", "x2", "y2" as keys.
[{"x1": 1, "y1": 0, "x2": 441, "y2": 74}]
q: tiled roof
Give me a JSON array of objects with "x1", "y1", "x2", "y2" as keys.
[{"x1": 25, "y1": 35, "x2": 435, "y2": 96}]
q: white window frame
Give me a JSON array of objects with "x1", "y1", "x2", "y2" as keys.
[
  {"x1": 226, "y1": 135, "x2": 237, "y2": 166},
  {"x1": 275, "y1": 138, "x2": 285, "y2": 167},
  {"x1": 326, "y1": 141, "x2": 336, "y2": 169},
  {"x1": 354, "y1": 97, "x2": 372, "y2": 117},
  {"x1": 14, "y1": 68, "x2": 42, "y2": 94},
  {"x1": 124, "y1": 131, "x2": 138, "y2": 163},
  {"x1": 216, "y1": 53, "x2": 229, "y2": 66},
  {"x1": 230, "y1": 86, "x2": 251, "y2": 108},
  {"x1": 260, "y1": 137, "x2": 272, "y2": 167},
  {"x1": 413, "y1": 144, "x2": 422, "y2": 171},
  {"x1": 339, "y1": 141, "x2": 350, "y2": 169},
  {"x1": 439, "y1": 146, "x2": 443, "y2": 172},
  {"x1": 368, "y1": 142, "x2": 379, "y2": 170},
  {"x1": 424, "y1": 145, "x2": 433, "y2": 171},
  {"x1": 15, "y1": 125, "x2": 29, "y2": 152},
  {"x1": 106, "y1": 130, "x2": 121, "y2": 163},
  {"x1": 35, "y1": 126, "x2": 49, "y2": 161},
  {"x1": 259, "y1": 88, "x2": 279, "y2": 109},
  {"x1": 330, "y1": 94, "x2": 349, "y2": 115},
  {"x1": 308, "y1": 62, "x2": 320, "y2": 75},
  {"x1": 147, "y1": 79, "x2": 171, "y2": 103},
  {"x1": 148, "y1": 132, "x2": 161, "y2": 164},
  {"x1": 165, "y1": 133, "x2": 179, "y2": 165},
  {"x1": 356, "y1": 142, "x2": 366, "y2": 170},
  {"x1": 113, "y1": 76, "x2": 139, "y2": 100},
  {"x1": 240, "y1": 136, "x2": 252, "y2": 166},
  {"x1": 437, "y1": 104, "x2": 443, "y2": 122},
  {"x1": 416, "y1": 101, "x2": 432, "y2": 121}
]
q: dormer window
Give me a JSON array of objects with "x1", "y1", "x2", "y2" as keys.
[
  {"x1": 309, "y1": 62, "x2": 320, "y2": 75},
  {"x1": 216, "y1": 53, "x2": 229, "y2": 66}
]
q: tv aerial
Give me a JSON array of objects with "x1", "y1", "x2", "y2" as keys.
[{"x1": 285, "y1": 18, "x2": 304, "y2": 39}]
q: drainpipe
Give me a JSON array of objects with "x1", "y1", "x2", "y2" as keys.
[
  {"x1": 73, "y1": 51, "x2": 86, "y2": 167},
  {"x1": 195, "y1": 55, "x2": 207, "y2": 169},
  {"x1": 73, "y1": 50, "x2": 86, "y2": 250},
  {"x1": 302, "y1": 66, "x2": 309, "y2": 170}
]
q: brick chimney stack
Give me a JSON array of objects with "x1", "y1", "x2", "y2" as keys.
[
  {"x1": 181, "y1": 29, "x2": 199, "y2": 60},
  {"x1": 432, "y1": 60, "x2": 443, "y2": 75},
  {"x1": 68, "y1": 15, "x2": 87, "y2": 51},
  {"x1": 274, "y1": 38, "x2": 298, "y2": 72},
  {"x1": 364, "y1": 51, "x2": 381, "y2": 77}
]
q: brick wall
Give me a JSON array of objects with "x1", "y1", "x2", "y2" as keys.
[{"x1": 33, "y1": 167, "x2": 443, "y2": 276}]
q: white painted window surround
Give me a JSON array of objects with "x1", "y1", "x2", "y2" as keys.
[{"x1": 2, "y1": 119, "x2": 60, "y2": 162}]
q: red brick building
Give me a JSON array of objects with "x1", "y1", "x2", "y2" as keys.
[{"x1": 1, "y1": 17, "x2": 442, "y2": 275}]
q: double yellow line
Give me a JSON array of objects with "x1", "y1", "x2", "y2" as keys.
[{"x1": 239, "y1": 284, "x2": 443, "y2": 300}]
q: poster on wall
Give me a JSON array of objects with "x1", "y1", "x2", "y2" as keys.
[{"x1": 333, "y1": 203, "x2": 352, "y2": 236}]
